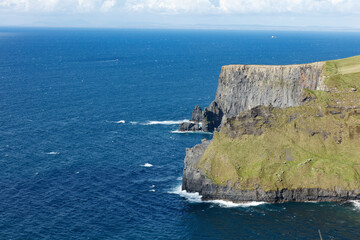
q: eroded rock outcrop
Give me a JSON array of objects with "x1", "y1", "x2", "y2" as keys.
[
  {"x1": 179, "y1": 122, "x2": 201, "y2": 131},
  {"x1": 192, "y1": 105, "x2": 203, "y2": 122},
  {"x1": 179, "y1": 105, "x2": 203, "y2": 131}
]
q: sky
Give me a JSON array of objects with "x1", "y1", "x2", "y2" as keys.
[{"x1": 1, "y1": 0, "x2": 360, "y2": 30}]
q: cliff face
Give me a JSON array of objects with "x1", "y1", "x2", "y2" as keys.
[
  {"x1": 182, "y1": 56, "x2": 360, "y2": 203},
  {"x1": 183, "y1": 140, "x2": 360, "y2": 203},
  {"x1": 203, "y1": 62, "x2": 326, "y2": 131},
  {"x1": 182, "y1": 141, "x2": 212, "y2": 193},
  {"x1": 183, "y1": 105, "x2": 360, "y2": 203}
]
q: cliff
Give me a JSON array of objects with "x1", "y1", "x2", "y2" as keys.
[
  {"x1": 182, "y1": 55, "x2": 360, "y2": 203},
  {"x1": 202, "y1": 62, "x2": 327, "y2": 131}
]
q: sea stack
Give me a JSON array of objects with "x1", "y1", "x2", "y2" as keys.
[{"x1": 179, "y1": 105, "x2": 203, "y2": 131}]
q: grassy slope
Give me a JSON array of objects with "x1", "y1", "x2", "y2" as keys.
[
  {"x1": 324, "y1": 55, "x2": 360, "y2": 89},
  {"x1": 199, "y1": 56, "x2": 360, "y2": 191}
]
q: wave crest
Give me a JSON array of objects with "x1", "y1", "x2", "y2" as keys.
[
  {"x1": 46, "y1": 152, "x2": 60, "y2": 155},
  {"x1": 350, "y1": 200, "x2": 360, "y2": 210},
  {"x1": 210, "y1": 199, "x2": 267, "y2": 208},
  {"x1": 169, "y1": 185, "x2": 267, "y2": 208},
  {"x1": 143, "y1": 120, "x2": 191, "y2": 125},
  {"x1": 171, "y1": 130, "x2": 213, "y2": 134},
  {"x1": 168, "y1": 185, "x2": 202, "y2": 203},
  {"x1": 141, "y1": 163, "x2": 153, "y2": 167}
]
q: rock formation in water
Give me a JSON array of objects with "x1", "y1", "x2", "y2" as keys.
[
  {"x1": 179, "y1": 105, "x2": 203, "y2": 131},
  {"x1": 192, "y1": 105, "x2": 203, "y2": 122},
  {"x1": 182, "y1": 56, "x2": 360, "y2": 203}
]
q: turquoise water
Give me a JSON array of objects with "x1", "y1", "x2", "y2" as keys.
[{"x1": 0, "y1": 28, "x2": 360, "y2": 239}]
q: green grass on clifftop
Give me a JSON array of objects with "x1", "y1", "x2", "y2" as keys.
[
  {"x1": 324, "y1": 55, "x2": 360, "y2": 90},
  {"x1": 198, "y1": 55, "x2": 360, "y2": 192}
]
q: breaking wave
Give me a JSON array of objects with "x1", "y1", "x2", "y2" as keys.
[
  {"x1": 210, "y1": 199, "x2": 267, "y2": 208},
  {"x1": 168, "y1": 185, "x2": 202, "y2": 203},
  {"x1": 169, "y1": 185, "x2": 267, "y2": 208},
  {"x1": 171, "y1": 130, "x2": 213, "y2": 134},
  {"x1": 350, "y1": 200, "x2": 360, "y2": 210},
  {"x1": 107, "y1": 120, "x2": 194, "y2": 126},
  {"x1": 141, "y1": 163, "x2": 153, "y2": 167},
  {"x1": 143, "y1": 120, "x2": 191, "y2": 125},
  {"x1": 46, "y1": 152, "x2": 60, "y2": 155}
]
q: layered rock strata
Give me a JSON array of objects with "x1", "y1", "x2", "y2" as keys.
[{"x1": 203, "y1": 62, "x2": 326, "y2": 131}]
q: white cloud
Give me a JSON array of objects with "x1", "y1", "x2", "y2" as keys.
[
  {"x1": 77, "y1": 0, "x2": 99, "y2": 12},
  {"x1": 101, "y1": 0, "x2": 116, "y2": 12},
  {"x1": 0, "y1": 0, "x2": 359, "y2": 14},
  {"x1": 218, "y1": 0, "x2": 360, "y2": 14},
  {"x1": 0, "y1": 0, "x2": 118, "y2": 12},
  {"x1": 125, "y1": 0, "x2": 214, "y2": 14},
  {"x1": 126, "y1": 0, "x2": 360, "y2": 14},
  {"x1": 0, "y1": 0, "x2": 29, "y2": 11},
  {"x1": 37, "y1": 0, "x2": 59, "y2": 11}
]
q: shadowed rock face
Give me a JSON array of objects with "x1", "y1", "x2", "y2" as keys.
[
  {"x1": 182, "y1": 141, "x2": 211, "y2": 193},
  {"x1": 221, "y1": 106, "x2": 275, "y2": 138},
  {"x1": 202, "y1": 102, "x2": 222, "y2": 132},
  {"x1": 203, "y1": 62, "x2": 326, "y2": 131}
]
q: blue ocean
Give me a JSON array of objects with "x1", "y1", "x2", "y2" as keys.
[{"x1": 1, "y1": 28, "x2": 360, "y2": 239}]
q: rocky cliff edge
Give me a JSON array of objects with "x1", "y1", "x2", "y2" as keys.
[{"x1": 182, "y1": 56, "x2": 360, "y2": 203}]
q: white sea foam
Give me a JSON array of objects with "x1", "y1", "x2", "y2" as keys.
[
  {"x1": 350, "y1": 200, "x2": 360, "y2": 210},
  {"x1": 130, "y1": 121, "x2": 138, "y2": 125},
  {"x1": 169, "y1": 185, "x2": 267, "y2": 207},
  {"x1": 141, "y1": 163, "x2": 153, "y2": 167},
  {"x1": 168, "y1": 185, "x2": 202, "y2": 203},
  {"x1": 143, "y1": 120, "x2": 192, "y2": 125},
  {"x1": 171, "y1": 130, "x2": 213, "y2": 134},
  {"x1": 115, "y1": 120, "x2": 125, "y2": 124},
  {"x1": 149, "y1": 189, "x2": 155, "y2": 192},
  {"x1": 47, "y1": 152, "x2": 60, "y2": 155},
  {"x1": 210, "y1": 200, "x2": 267, "y2": 208}
]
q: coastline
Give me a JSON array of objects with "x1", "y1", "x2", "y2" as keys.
[{"x1": 181, "y1": 56, "x2": 360, "y2": 203}]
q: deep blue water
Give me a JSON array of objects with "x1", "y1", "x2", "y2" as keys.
[{"x1": 0, "y1": 28, "x2": 360, "y2": 239}]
